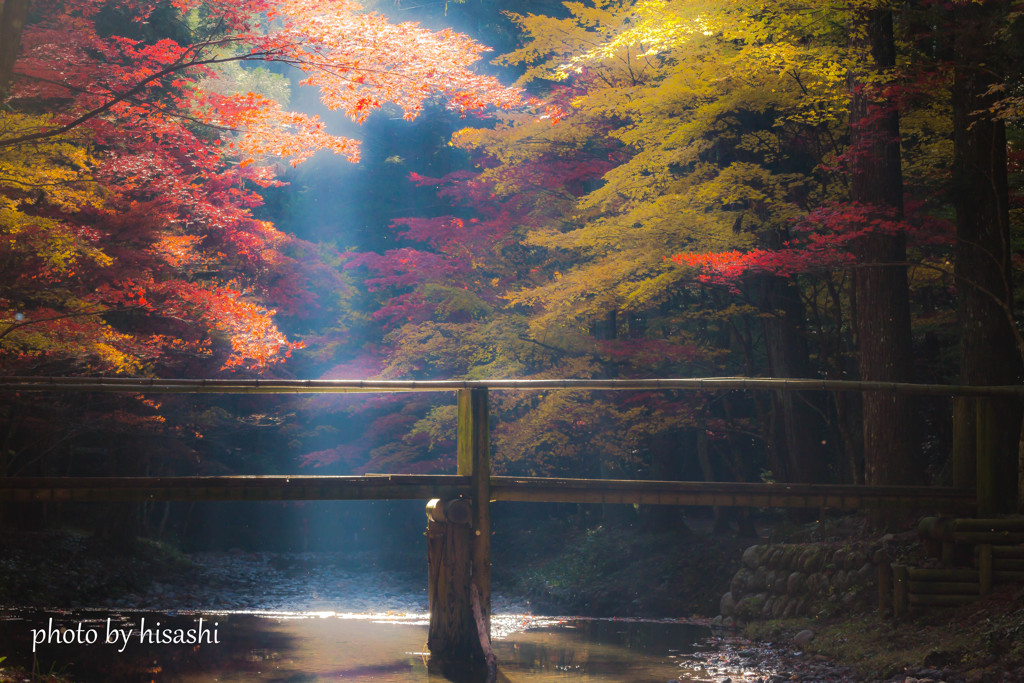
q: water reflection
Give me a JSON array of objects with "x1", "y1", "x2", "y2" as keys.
[{"x1": 1, "y1": 610, "x2": 714, "y2": 682}]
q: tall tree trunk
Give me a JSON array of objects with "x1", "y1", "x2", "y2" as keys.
[
  {"x1": 642, "y1": 430, "x2": 688, "y2": 532},
  {"x1": 0, "y1": 0, "x2": 31, "y2": 98},
  {"x1": 951, "y1": 0, "x2": 1023, "y2": 511},
  {"x1": 849, "y1": 8, "x2": 918, "y2": 486},
  {"x1": 695, "y1": 418, "x2": 727, "y2": 534},
  {"x1": 760, "y1": 274, "x2": 828, "y2": 484}
]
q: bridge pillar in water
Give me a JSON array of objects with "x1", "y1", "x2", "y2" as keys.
[
  {"x1": 426, "y1": 498, "x2": 475, "y2": 659},
  {"x1": 426, "y1": 388, "x2": 493, "y2": 669}
]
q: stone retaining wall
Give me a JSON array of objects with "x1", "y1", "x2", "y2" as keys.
[{"x1": 712, "y1": 542, "x2": 885, "y2": 628}]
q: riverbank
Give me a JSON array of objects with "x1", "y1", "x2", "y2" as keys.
[
  {"x1": 0, "y1": 529, "x2": 192, "y2": 608},
  {"x1": 735, "y1": 583, "x2": 1024, "y2": 683},
  {"x1": 495, "y1": 514, "x2": 1024, "y2": 682}
]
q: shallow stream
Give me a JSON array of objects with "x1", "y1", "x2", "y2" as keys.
[
  {"x1": 0, "y1": 552, "x2": 795, "y2": 681},
  {"x1": 4, "y1": 610, "x2": 746, "y2": 681}
]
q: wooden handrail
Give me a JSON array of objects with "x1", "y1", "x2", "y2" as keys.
[
  {"x1": 0, "y1": 375, "x2": 1023, "y2": 396},
  {"x1": 0, "y1": 474, "x2": 975, "y2": 512},
  {"x1": 0, "y1": 474, "x2": 471, "y2": 502}
]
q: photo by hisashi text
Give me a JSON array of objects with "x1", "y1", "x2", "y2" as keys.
[{"x1": 32, "y1": 617, "x2": 220, "y2": 653}]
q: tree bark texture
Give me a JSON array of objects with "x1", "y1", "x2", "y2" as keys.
[
  {"x1": 849, "y1": 8, "x2": 919, "y2": 486},
  {"x1": 427, "y1": 518, "x2": 477, "y2": 661},
  {"x1": 759, "y1": 274, "x2": 828, "y2": 484}
]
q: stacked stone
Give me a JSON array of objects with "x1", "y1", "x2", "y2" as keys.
[{"x1": 713, "y1": 542, "x2": 881, "y2": 628}]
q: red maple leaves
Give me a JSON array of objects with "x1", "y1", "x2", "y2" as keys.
[
  {"x1": 668, "y1": 202, "x2": 954, "y2": 288},
  {"x1": 2, "y1": 0, "x2": 526, "y2": 374}
]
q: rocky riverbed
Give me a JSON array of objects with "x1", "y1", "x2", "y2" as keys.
[
  {"x1": 684, "y1": 631, "x2": 971, "y2": 683},
  {"x1": 92, "y1": 549, "x2": 530, "y2": 616},
  {"x1": 95, "y1": 550, "x2": 431, "y2": 613}
]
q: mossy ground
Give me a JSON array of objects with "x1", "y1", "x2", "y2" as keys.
[
  {"x1": 0, "y1": 662, "x2": 75, "y2": 682},
  {"x1": 743, "y1": 579, "x2": 1024, "y2": 681}
]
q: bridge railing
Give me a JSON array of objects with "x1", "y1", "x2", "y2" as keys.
[
  {"x1": 0, "y1": 375, "x2": 1015, "y2": 512},
  {"x1": 0, "y1": 375, "x2": 1020, "y2": 667}
]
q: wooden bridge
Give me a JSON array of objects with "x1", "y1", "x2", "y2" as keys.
[{"x1": 0, "y1": 375, "x2": 1018, "y2": 678}]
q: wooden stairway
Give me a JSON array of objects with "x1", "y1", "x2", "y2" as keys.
[{"x1": 890, "y1": 517, "x2": 1024, "y2": 618}]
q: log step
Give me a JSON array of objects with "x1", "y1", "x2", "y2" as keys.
[
  {"x1": 919, "y1": 518, "x2": 1024, "y2": 544},
  {"x1": 952, "y1": 531, "x2": 1024, "y2": 544},
  {"x1": 952, "y1": 518, "x2": 1024, "y2": 533},
  {"x1": 908, "y1": 594, "x2": 979, "y2": 606},
  {"x1": 973, "y1": 545, "x2": 1024, "y2": 559},
  {"x1": 972, "y1": 558, "x2": 1024, "y2": 571},
  {"x1": 907, "y1": 567, "x2": 979, "y2": 582},
  {"x1": 908, "y1": 581, "x2": 979, "y2": 595}
]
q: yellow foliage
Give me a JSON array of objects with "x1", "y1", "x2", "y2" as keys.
[
  {"x1": 93, "y1": 341, "x2": 143, "y2": 375},
  {"x1": 0, "y1": 114, "x2": 105, "y2": 211},
  {"x1": 0, "y1": 114, "x2": 112, "y2": 276},
  {"x1": 461, "y1": 0, "x2": 852, "y2": 330}
]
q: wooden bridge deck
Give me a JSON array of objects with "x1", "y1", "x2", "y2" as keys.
[{"x1": 0, "y1": 474, "x2": 975, "y2": 512}]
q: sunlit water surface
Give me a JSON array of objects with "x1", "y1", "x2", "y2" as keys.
[{"x1": 1, "y1": 609, "x2": 744, "y2": 682}]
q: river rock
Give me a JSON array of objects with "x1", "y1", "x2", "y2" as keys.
[
  {"x1": 786, "y1": 571, "x2": 806, "y2": 596},
  {"x1": 767, "y1": 569, "x2": 787, "y2": 595},
  {"x1": 720, "y1": 591, "x2": 736, "y2": 617},
  {"x1": 767, "y1": 545, "x2": 784, "y2": 569},
  {"x1": 806, "y1": 571, "x2": 826, "y2": 596},
  {"x1": 801, "y1": 546, "x2": 825, "y2": 573},
  {"x1": 793, "y1": 629, "x2": 815, "y2": 647},
  {"x1": 731, "y1": 568, "x2": 752, "y2": 597},
  {"x1": 735, "y1": 593, "x2": 766, "y2": 620},
  {"x1": 796, "y1": 595, "x2": 812, "y2": 616},
  {"x1": 742, "y1": 544, "x2": 763, "y2": 569},
  {"x1": 852, "y1": 548, "x2": 871, "y2": 569},
  {"x1": 752, "y1": 565, "x2": 767, "y2": 591},
  {"x1": 779, "y1": 545, "x2": 798, "y2": 570},
  {"x1": 841, "y1": 549, "x2": 857, "y2": 569}
]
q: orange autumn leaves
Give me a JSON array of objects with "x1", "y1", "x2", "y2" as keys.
[{"x1": 1, "y1": 0, "x2": 523, "y2": 374}]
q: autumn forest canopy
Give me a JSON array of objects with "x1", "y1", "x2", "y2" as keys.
[{"x1": 2, "y1": 0, "x2": 1024, "y2": 537}]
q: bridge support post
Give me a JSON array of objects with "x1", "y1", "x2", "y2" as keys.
[
  {"x1": 426, "y1": 388, "x2": 492, "y2": 671},
  {"x1": 459, "y1": 387, "x2": 491, "y2": 643},
  {"x1": 426, "y1": 499, "x2": 474, "y2": 660}
]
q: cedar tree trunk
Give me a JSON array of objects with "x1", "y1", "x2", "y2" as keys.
[{"x1": 849, "y1": 8, "x2": 919, "y2": 486}]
